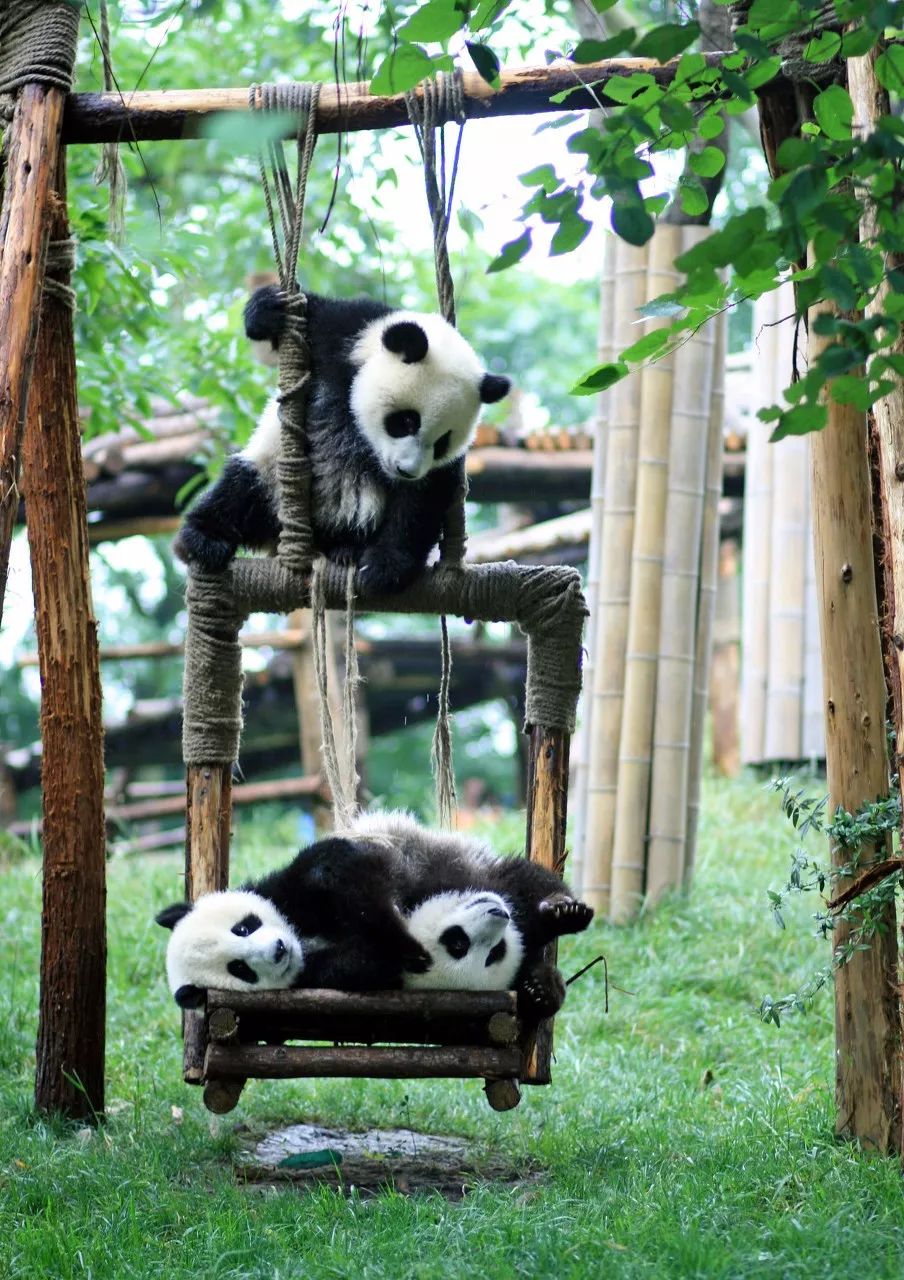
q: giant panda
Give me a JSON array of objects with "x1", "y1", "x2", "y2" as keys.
[
  {"x1": 173, "y1": 285, "x2": 511, "y2": 595},
  {"x1": 156, "y1": 812, "x2": 592, "y2": 1018}
]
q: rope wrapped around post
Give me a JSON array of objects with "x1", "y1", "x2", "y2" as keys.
[{"x1": 182, "y1": 559, "x2": 586, "y2": 767}]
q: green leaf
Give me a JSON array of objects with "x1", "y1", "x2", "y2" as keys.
[
  {"x1": 550, "y1": 212, "x2": 592, "y2": 256},
  {"x1": 876, "y1": 45, "x2": 904, "y2": 93},
  {"x1": 634, "y1": 22, "x2": 700, "y2": 64},
  {"x1": 688, "y1": 146, "x2": 726, "y2": 179},
  {"x1": 638, "y1": 295, "x2": 685, "y2": 319},
  {"x1": 621, "y1": 328, "x2": 671, "y2": 363},
  {"x1": 820, "y1": 265, "x2": 856, "y2": 312},
  {"x1": 803, "y1": 31, "x2": 841, "y2": 63},
  {"x1": 589, "y1": 0, "x2": 619, "y2": 10},
  {"x1": 370, "y1": 44, "x2": 436, "y2": 95},
  {"x1": 829, "y1": 375, "x2": 874, "y2": 410},
  {"x1": 398, "y1": 0, "x2": 466, "y2": 43},
  {"x1": 675, "y1": 51, "x2": 706, "y2": 84},
  {"x1": 744, "y1": 55, "x2": 782, "y2": 89},
  {"x1": 840, "y1": 26, "x2": 877, "y2": 59},
  {"x1": 678, "y1": 177, "x2": 710, "y2": 217},
  {"x1": 603, "y1": 72, "x2": 656, "y2": 105},
  {"x1": 486, "y1": 228, "x2": 532, "y2": 273},
  {"x1": 471, "y1": 0, "x2": 513, "y2": 30},
  {"x1": 572, "y1": 32, "x2": 636, "y2": 62},
  {"x1": 519, "y1": 164, "x2": 559, "y2": 194},
  {"x1": 770, "y1": 402, "x2": 828, "y2": 442},
  {"x1": 570, "y1": 361, "x2": 628, "y2": 395},
  {"x1": 611, "y1": 201, "x2": 654, "y2": 246},
  {"x1": 466, "y1": 40, "x2": 501, "y2": 88},
  {"x1": 698, "y1": 113, "x2": 725, "y2": 140},
  {"x1": 813, "y1": 85, "x2": 854, "y2": 141}
]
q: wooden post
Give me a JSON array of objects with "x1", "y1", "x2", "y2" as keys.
[
  {"x1": 809, "y1": 274, "x2": 900, "y2": 1150},
  {"x1": 847, "y1": 45, "x2": 904, "y2": 1153},
  {"x1": 521, "y1": 725, "x2": 570, "y2": 1085},
  {"x1": 25, "y1": 152, "x2": 107, "y2": 1120},
  {"x1": 0, "y1": 85, "x2": 67, "y2": 629}
]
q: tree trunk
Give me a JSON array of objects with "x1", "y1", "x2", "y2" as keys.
[{"x1": 26, "y1": 153, "x2": 107, "y2": 1120}]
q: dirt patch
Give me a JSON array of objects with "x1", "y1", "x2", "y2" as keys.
[{"x1": 235, "y1": 1122, "x2": 542, "y2": 1199}]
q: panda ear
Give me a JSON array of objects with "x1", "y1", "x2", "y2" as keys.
[
  {"x1": 480, "y1": 373, "x2": 511, "y2": 404},
  {"x1": 155, "y1": 902, "x2": 192, "y2": 930},
  {"x1": 383, "y1": 321, "x2": 429, "y2": 364},
  {"x1": 174, "y1": 984, "x2": 206, "y2": 1010}
]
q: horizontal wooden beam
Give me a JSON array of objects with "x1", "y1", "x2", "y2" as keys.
[
  {"x1": 207, "y1": 987, "x2": 518, "y2": 1019},
  {"x1": 62, "y1": 55, "x2": 730, "y2": 146},
  {"x1": 204, "y1": 1041, "x2": 523, "y2": 1080}
]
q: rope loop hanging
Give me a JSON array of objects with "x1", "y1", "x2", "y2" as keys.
[
  {"x1": 249, "y1": 81, "x2": 322, "y2": 576},
  {"x1": 405, "y1": 70, "x2": 469, "y2": 824}
]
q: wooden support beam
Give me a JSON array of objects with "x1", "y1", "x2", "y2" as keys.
[
  {"x1": 0, "y1": 84, "x2": 67, "y2": 629},
  {"x1": 809, "y1": 271, "x2": 900, "y2": 1151},
  {"x1": 26, "y1": 152, "x2": 107, "y2": 1121},
  {"x1": 204, "y1": 1041, "x2": 523, "y2": 1081},
  {"x1": 521, "y1": 725, "x2": 571, "y2": 1086},
  {"x1": 62, "y1": 56, "x2": 730, "y2": 145}
]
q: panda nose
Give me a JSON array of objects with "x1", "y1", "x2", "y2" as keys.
[
  {"x1": 488, "y1": 906, "x2": 510, "y2": 920},
  {"x1": 396, "y1": 466, "x2": 415, "y2": 479},
  {"x1": 273, "y1": 939, "x2": 287, "y2": 962}
]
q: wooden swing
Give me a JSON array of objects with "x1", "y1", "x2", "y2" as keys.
[{"x1": 180, "y1": 78, "x2": 587, "y2": 1115}]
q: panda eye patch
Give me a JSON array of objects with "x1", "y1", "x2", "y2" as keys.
[
  {"x1": 486, "y1": 938, "x2": 507, "y2": 967},
  {"x1": 432, "y1": 430, "x2": 452, "y2": 461},
  {"x1": 384, "y1": 409, "x2": 421, "y2": 439},
  {"x1": 439, "y1": 925, "x2": 470, "y2": 959},
  {"x1": 231, "y1": 913, "x2": 263, "y2": 937},
  {"x1": 226, "y1": 959, "x2": 259, "y2": 984}
]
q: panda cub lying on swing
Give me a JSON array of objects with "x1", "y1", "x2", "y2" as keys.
[
  {"x1": 156, "y1": 812, "x2": 593, "y2": 1019},
  {"x1": 173, "y1": 286, "x2": 511, "y2": 594}
]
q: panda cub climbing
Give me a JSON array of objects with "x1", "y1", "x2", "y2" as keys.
[{"x1": 173, "y1": 286, "x2": 511, "y2": 594}]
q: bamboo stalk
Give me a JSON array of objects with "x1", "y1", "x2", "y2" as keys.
[
  {"x1": 583, "y1": 236, "x2": 650, "y2": 914},
  {"x1": 739, "y1": 364, "x2": 774, "y2": 765},
  {"x1": 62, "y1": 56, "x2": 732, "y2": 145},
  {"x1": 571, "y1": 234, "x2": 617, "y2": 896},
  {"x1": 709, "y1": 539, "x2": 741, "y2": 777},
  {"x1": 645, "y1": 227, "x2": 717, "y2": 905},
  {"x1": 685, "y1": 308, "x2": 727, "y2": 883},
  {"x1": 608, "y1": 224, "x2": 682, "y2": 922},
  {"x1": 28, "y1": 152, "x2": 107, "y2": 1121},
  {"x1": 0, "y1": 85, "x2": 67, "y2": 629}
]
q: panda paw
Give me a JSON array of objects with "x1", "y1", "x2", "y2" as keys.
[
  {"x1": 327, "y1": 544, "x2": 363, "y2": 569},
  {"x1": 172, "y1": 523, "x2": 237, "y2": 573},
  {"x1": 244, "y1": 284, "x2": 288, "y2": 344},
  {"x1": 356, "y1": 550, "x2": 421, "y2": 597},
  {"x1": 517, "y1": 962, "x2": 566, "y2": 1020},
  {"x1": 537, "y1": 893, "x2": 594, "y2": 939}
]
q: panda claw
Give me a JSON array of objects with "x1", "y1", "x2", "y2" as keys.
[
  {"x1": 537, "y1": 893, "x2": 594, "y2": 936},
  {"x1": 172, "y1": 526, "x2": 237, "y2": 574}
]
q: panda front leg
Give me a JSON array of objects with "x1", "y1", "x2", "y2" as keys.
[
  {"x1": 173, "y1": 455, "x2": 281, "y2": 572},
  {"x1": 356, "y1": 465, "x2": 459, "y2": 596},
  {"x1": 517, "y1": 960, "x2": 567, "y2": 1020},
  {"x1": 534, "y1": 893, "x2": 595, "y2": 945}
]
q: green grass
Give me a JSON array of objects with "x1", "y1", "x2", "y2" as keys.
[{"x1": 2, "y1": 776, "x2": 904, "y2": 1279}]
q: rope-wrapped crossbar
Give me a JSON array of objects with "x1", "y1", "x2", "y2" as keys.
[
  {"x1": 0, "y1": 1, "x2": 81, "y2": 94},
  {"x1": 182, "y1": 559, "x2": 587, "y2": 765}
]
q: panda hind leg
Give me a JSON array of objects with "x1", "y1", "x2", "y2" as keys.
[{"x1": 517, "y1": 961, "x2": 566, "y2": 1020}]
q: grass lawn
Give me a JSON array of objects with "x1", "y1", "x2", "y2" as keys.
[{"x1": 2, "y1": 773, "x2": 904, "y2": 1279}]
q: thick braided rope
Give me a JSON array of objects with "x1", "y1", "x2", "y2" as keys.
[
  {"x1": 0, "y1": 1, "x2": 81, "y2": 94},
  {"x1": 182, "y1": 560, "x2": 586, "y2": 766},
  {"x1": 42, "y1": 237, "x2": 77, "y2": 311}
]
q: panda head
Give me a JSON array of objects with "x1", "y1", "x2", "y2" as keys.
[
  {"x1": 402, "y1": 890, "x2": 523, "y2": 992},
  {"x1": 155, "y1": 890, "x2": 304, "y2": 1009},
  {"x1": 349, "y1": 313, "x2": 510, "y2": 483}
]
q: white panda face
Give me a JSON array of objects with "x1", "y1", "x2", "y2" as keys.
[
  {"x1": 402, "y1": 891, "x2": 523, "y2": 992},
  {"x1": 349, "y1": 313, "x2": 510, "y2": 482},
  {"x1": 155, "y1": 890, "x2": 304, "y2": 1008}
]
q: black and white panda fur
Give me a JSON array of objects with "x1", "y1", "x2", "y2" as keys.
[
  {"x1": 172, "y1": 286, "x2": 511, "y2": 595},
  {"x1": 402, "y1": 890, "x2": 524, "y2": 992},
  {"x1": 156, "y1": 812, "x2": 592, "y2": 1018}
]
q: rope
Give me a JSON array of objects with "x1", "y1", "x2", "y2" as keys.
[
  {"x1": 249, "y1": 81, "x2": 322, "y2": 576},
  {"x1": 92, "y1": 0, "x2": 126, "y2": 244},
  {"x1": 404, "y1": 71, "x2": 468, "y2": 825},
  {"x1": 0, "y1": 1, "x2": 81, "y2": 95},
  {"x1": 182, "y1": 559, "x2": 587, "y2": 766},
  {"x1": 42, "y1": 237, "x2": 77, "y2": 311}
]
